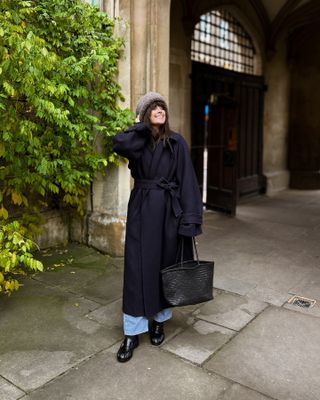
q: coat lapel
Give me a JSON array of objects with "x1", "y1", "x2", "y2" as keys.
[{"x1": 148, "y1": 141, "x2": 164, "y2": 178}]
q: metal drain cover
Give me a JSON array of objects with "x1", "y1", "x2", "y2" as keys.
[{"x1": 287, "y1": 295, "x2": 316, "y2": 309}]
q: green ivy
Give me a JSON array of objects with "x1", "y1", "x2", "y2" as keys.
[
  {"x1": 0, "y1": 0, "x2": 133, "y2": 221},
  {"x1": 0, "y1": 220, "x2": 43, "y2": 295},
  {"x1": 0, "y1": 0, "x2": 133, "y2": 295}
]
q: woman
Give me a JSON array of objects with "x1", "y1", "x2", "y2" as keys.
[{"x1": 112, "y1": 92, "x2": 203, "y2": 362}]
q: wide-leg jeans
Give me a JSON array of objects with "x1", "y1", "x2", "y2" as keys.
[{"x1": 123, "y1": 308, "x2": 172, "y2": 335}]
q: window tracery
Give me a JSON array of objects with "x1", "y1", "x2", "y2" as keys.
[{"x1": 191, "y1": 10, "x2": 255, "y2": 75}]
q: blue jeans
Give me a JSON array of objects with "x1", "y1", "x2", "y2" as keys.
[{"x1": 123, "y1": 308, "x2": 172, "y2": 336}]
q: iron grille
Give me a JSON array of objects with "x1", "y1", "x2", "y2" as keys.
[
  {"x1": 191, "y1": 10, "x2": 255, "y2": 75},
  {"x1": 288, "y1": 295, "x2": 316, "y2": 309}
]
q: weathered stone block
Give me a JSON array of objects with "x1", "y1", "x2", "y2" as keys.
[
  {"x1": 70, "y1": 214, "x2": 87, "y2": 243},
  {"x1": 35, "y1": 210, "x2": 69, "y2": 249},
  {"x1": 88, "y1": 212, "x2": 126, "y2": 257},
  {"x1": 265, "y1": 170, "x2": 290, "y2": 195}
]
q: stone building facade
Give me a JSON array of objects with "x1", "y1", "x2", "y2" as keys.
[{"x1": 42, "y1": 0, "x2": 320, "y2": 254}]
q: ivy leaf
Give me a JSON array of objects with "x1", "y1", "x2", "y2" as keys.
[
  {"x1": 11, "y1": 192, "x2": 23, "y2": 205},
  {"x1": 0, "y1": 143, "x2": 4, "y2": 157},
  {"x1": 0, "y1": 207, "x2": 9, "y2": 220}
]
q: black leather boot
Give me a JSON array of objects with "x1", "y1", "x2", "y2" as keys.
[
  {"x1": 150, "y1": 320, "x2": 165, "y2": 346},
  {"x1": 117, "y1": 335, "x2": 139, "y2": 362}
]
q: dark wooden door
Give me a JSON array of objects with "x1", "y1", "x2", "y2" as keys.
[
  {"x1": 206, "y1": 95, "x2": 238, "y2": 214},
  {"x1": 191, "y1": 61, "x2": 265, "y2": 215}
]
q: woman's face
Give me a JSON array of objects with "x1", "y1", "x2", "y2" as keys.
[{"x1": 149, "y1": 105, "x2": 166, "y2": 126}]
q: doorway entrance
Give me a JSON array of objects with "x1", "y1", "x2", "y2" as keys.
[{"x1": 191, "y1": 62, "x2": 265, "y2": 215}]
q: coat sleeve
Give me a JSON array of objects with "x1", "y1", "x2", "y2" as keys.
[
  {"x1": 176, "y1": 136, "x2": 203, "y2": 237},
  {"x1": 112, "y1": 122, "x2": 151, "y2": 160}
]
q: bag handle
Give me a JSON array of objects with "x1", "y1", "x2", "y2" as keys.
[
  {"x1": 178, "y1": 237, "x2": 200, "y2": 266},
  {"x1": 192, "y1": 237, "x2": 200, "y2": 265}
]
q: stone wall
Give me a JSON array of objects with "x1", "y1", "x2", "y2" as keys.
[
  {"x1": 35, "y1": 210, "x2": 69, "y2": 249},
  {"x1": 169, "y1": 0, "x2": 192, "y2": 144},
  {"x1": 263, "y1": 39, "x2": 290, "y2": 195},
  {"x1": 288, "y1": 27, "x2": 320, "y2": 189}
]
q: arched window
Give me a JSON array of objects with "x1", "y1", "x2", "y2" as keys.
[{"x1": 191, "y1": 10, "x2": 255, "y2": 75}]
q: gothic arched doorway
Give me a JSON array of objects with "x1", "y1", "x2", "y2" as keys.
[{"x1": 190, "y1": 9, "x2": 266, "y2": 215}]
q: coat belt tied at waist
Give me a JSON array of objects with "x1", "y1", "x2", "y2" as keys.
[{"x1": 134, "y1": 177, "x2": 183, "y2": 218}]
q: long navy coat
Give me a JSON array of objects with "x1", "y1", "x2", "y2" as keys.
[{"x1": 113, "y1": 122, "x2": 203, "y2": 317}]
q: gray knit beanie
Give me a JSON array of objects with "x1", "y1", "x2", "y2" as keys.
[{"x1": 136, "y1": 91, "x2": 168, "y2": 121}]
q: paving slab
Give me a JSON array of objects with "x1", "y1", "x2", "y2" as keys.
[
  {"x1": 198, "y1": 224, "x2": 278, "y2": 258},
  {"x1": 0, "y1": 377, "x2": 25, "y2": 400},
  {"x1": 86, "y1": 298, "x2": 123, "y2": 327},
  {"x1": 22, "y1": 346, "x2": 230, "y2": 400},
  {"x1": 37, "y1": 244, "x2": 97, "y2": 266},
  {"x1": 246, "y1": 285, "x2": 290, "y2": 307},
  {"x1": 35, "y1": 247, "x2": 121, "y2": 279},
  {"x1": 218, "y1": 382, "x2": 274, "y2": 400},
  {"x1": 207, "y1": 247, "x2": 313, "y2": 292},
  {"x1": 78, "y1": 267, "x2": 123, "y2": 305},
  {"x1": 272, "y1": 249, "x2": 320, "y2": 271},
  {"x1": 0, "y1": 279, "x2": 122, "y2": 392},
  {"x1": 163, "y1": 308, "x2": 199, "y2": 341},
  {"x1": 193, "y1": 291, "x2": 267, "y2": 331},
  {"x1": 163, "y1": 319, "x2": 235, "y2": 364},
  {"x1": 243, "y1": 257, "x2": 310, "y2": 292},
  {"x1": 32, "y1": 264, "x2": 104, "y2": 293},
  {"x1": 237, "y1": 192, "x2": 320, "y2": 228},
  {"x1": 204, "y1": 307, "x2": 320, "y2": 400},
  {"x1": 288, "y1": 269, "x2": 320, "y2": 301},
  {"x1": 198, "y1": 236, "x2": 316, "y2": 305},
  {"x1": 213, "y1": 274, "x2": 256, "y2": 296},
  {"x1": 33, "y1": 255, "x2": 123, "y2": 305}
]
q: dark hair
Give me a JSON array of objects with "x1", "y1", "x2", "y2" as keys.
[{"x1": 142, "y1": 101, "x2": 171, "y2": 142}]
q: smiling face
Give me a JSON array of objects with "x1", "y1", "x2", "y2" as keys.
[{"x1": 149, "y1": 105, "x2": 166, "y2": 127}]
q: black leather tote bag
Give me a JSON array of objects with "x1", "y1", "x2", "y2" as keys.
[{"x1": 161, "y1": 238, "x2": 214, "y2": 307}]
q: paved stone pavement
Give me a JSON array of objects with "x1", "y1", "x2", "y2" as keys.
[{"x1": 1, "y1": 190, "x2": 320, "y2": 400}]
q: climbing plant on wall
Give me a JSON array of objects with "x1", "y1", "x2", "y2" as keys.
[{"x1": 0, "y1": 0, "x2": 133, "y2": 295}]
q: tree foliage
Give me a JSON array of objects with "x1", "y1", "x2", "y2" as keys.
[
  {"x1": 0, "y1": 0, "x2": 133, "y2": 220},
  {"x1": 0, "y1": 220, "x2": 43, "y2": 295},
  {"x1": 0, "y1": 0, "x2": 133, "y2": 295}
]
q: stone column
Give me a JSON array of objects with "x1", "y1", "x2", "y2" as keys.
[
  {"x1": 263, "y1": 39, "x2": 290, "y2": 195},
  {"x1": 131, "y1": 0, "x2": 171, "y2": 106},
  {"x1": 88, "y1": 164, "x2": 130, "y2": 256},
  {"x1": 71, "y1": 0, "x2": 131, "y2": 256},
  {"x1": 169, "y1": 0, "x2": 192, "y2": 144}
]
